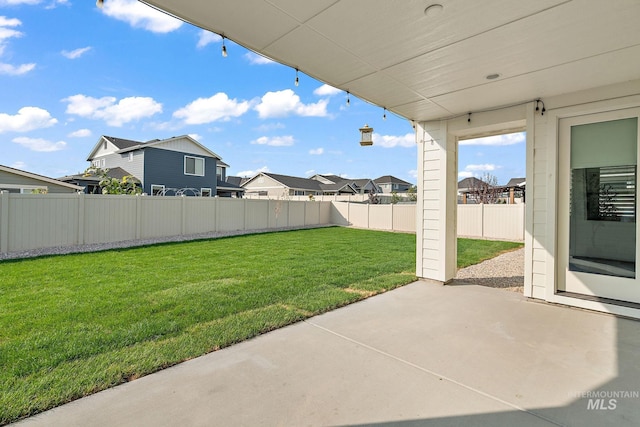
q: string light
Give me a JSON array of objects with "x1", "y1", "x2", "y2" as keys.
[
  {"x1": 535, "y1": 99, "x2": 546, "y2": 115},
  {"x1": 295, "y1": 68, "x2": 299, "y2": 87},
  {"x1": 346, "y1": 91, "x2": 350, "y2": 106},
  {"x1": 383, "y1": 108, "x2": 387, "y2": 120},
  {"x1": 221, "y1": 36, "x2": 228, "y2": 57},
  {"x1": 468, "y1": 112, "x2": 471, "y2": 123},
  {"x1": 96, "y1": 0, "x2": 104, "y2": 8}
]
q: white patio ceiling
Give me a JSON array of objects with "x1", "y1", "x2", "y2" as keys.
[{"x1": 142, "y1": 0, "x2": 640, "y2": 122}]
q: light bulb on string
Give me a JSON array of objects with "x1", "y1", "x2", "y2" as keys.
[
  {"x1": 295, "y1": 68, "x2": 299, "y2": 87},
  {"x1": 346, "y1": 91, "x2": 350, "y2": 106},
  {"x1": 221, "y1": 36, "x2": 228, "y2": 57}
]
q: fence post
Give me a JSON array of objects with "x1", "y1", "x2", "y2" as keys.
[
  {"x1": 215, "y1": 197, "x2": 220, "y2": 232},
  {"x1": 481, "y1": 203, "x2": 485, "y2": 238},
  {"x1": 181, "y1": 195, "x2": 187, "y2": 235},
  {"x1": 243, "y1": 198, "x2": 247, "y2": 230},
  {"x1": 391, "y1": 203, "x2": 395, "y2": 231},
  {"x1": 77, "y1": 193, "x2": 85, "y2": 245},
  {"x1": 0, "y1": 191, "x2": 9, "y2": 254},
  {"x1": 135, "y1": 195, "x2": 142, "y2": 239}
]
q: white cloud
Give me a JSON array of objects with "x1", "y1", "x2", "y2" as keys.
[
  {"x1": 250, "y1": 135, "x2": 294, "y2": 147},
  {"x1": 10, "y1": 160, "x2": 26, "y2": 169},
  {"x1": 458, "y1": 171, "x2": 474, "y2": 179},
  {"x1": 63, "y1": 94, "x2": 163, "y2": 127},
  {"x1": 313, "y1": 84, "x2": 341, "y2": 97},
  {"x1": 305, "y1": 169, "x2": 316, "y2": 177},
  {"x1": 0, "y1": 62, "x2": 35, "y2": 75},
  {"x1": 255, "y1": 122, "x2": 285, "y2": 132},
  {"x1": 244, "y1": 52, "x2": 274, "y2": 65},
  {"x1": 255, "y1": 89, "x2": 328, "y2": 119},
  {"x1": 188, "y1": 133, "x2": 202, "y2": 141},
  {"x1": 173, "y1": 93, "x2": 250, "y2": 124},
  {"x1": 196, "y1": 30, "x2": 220, "y2": 49},
  {"x1": 309, "y1": 147, "x2": 324, "y2": 155},
  {"x1": 61, "y1": 46, "x2": 91, "y2": 59},
  {"x1": 236, "y1": 165, "x2": 269, "y2": 178},
  {"x1": 0, "y1": 106, "x2": 57, "y2": 133},
  {"x1": 373, "y1": 132, "x2": 414, "y2": 148},
  {"x1": 0, "y1": 16, "x2": 36, "y2": 75},
  {"x1": 68, "y1": 128, "x2": 92, "y2": 138},
  {"x1": 459, "y1": 132, "x2": 524, "y2": 146},
  {"x1": 408, "y1": 169, "x2": 417, "y2": 179},
  {"x1": 13, "y1": 136, "x2": 66, "y2": 152},
  {"x1": 100, "y1": 0, "x2": 183, "y2": 33},
  {"x1": 0, "y1": 1, "x2": 68, "y2": 6},
  {"x1": 465, "y1": 163, "x2": 497, "y2": 171}
]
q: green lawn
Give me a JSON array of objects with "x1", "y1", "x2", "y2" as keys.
[{"x1": 0, "y1": 227, "x2": 521, "y2": 424}]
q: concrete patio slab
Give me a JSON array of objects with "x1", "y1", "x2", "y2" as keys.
[{"x1": 14, "y1": 280, "x2": 640, "y2": 427}]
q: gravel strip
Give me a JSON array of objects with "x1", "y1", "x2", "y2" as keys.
[
  {"x1": 455, "y1": 247, "x2": 525, "y2": 293},
  {"x1": 0, "y1": 225, "x2": 331, "y2": 261}
]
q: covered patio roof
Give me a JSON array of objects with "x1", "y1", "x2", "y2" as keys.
[{"x1": 141, "y1": 0, "x2": 640, "y2": 123}]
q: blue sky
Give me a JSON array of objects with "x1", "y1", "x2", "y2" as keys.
[{"x1": 0, "y1": 0, "x2": 525, "y2": 185}]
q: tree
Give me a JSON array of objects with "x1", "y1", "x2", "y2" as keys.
[
  {"x1": 407, "y1": 185, "x2": 417, "y2": 202},
  {"x1": 470, "y1": 173, "x2": 501, "y2": 204},
  {"x1": 84, "y1": 167, "x2": 141, "y2": 195}
]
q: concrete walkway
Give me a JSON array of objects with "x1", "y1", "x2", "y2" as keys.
[{"x1": 15, "y1": 281, "x2": 640, "y2": 427}]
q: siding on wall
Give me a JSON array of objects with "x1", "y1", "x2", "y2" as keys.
[
  {"x1": 530, "y1": 113, "x2": 548, "y2": 299},
  {"x1": 0, "y1": 170, "x2": 78, "y2": 193},
  {"x1": 102, "y1": 150, "x2": 144, "y2": 181},
  {"x1": 142, "y1": 147, "x2": 217, "y2": 194}
]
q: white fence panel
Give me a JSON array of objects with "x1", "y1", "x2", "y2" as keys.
[
  {"x1": 140, "y1": 197, "x2": 182, "y2": 238},
  {"x1": 268, "y1": 200, "x2": 289, "y2": 228},
  {"x1": 304, "y1": 201, "x2": 321, "y2": 226},
  {"x1": 392, "y1": 204, "x2": 417, "y2": 233},
  {"x1": 288, "y1": 201, "x2": 306, "y2": 227},
  {"x1": 6, "y1": 194, "x2": 80, "y2": 252},
  {"x1": 245, "y1": 199, "x2": 269, "y2": 230},
  {"x1": 84, "y1": 195, "x2": 138, "y2": 244},
  {"x1": 457, "y1": 205, "x2": 483, "y2": 237},
  {"x1": 218, "y1": 198, "x2": 245, "y2": 231},
  {"x1": 183, "y1": 197, "x2": 217, "y2": 235},
  {"x1": 483, "y1": 204, "x2": 525, "y2": 241},
  {"x1": 369, "y1": 204, "x2": 392, "y2": 230}
]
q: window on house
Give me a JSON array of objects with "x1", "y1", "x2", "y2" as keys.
[
  {"x1": 201, "y1": 188, "x2": 212, "y2": 197},
  {"x1": 101, "y1": 159, "x2": 106, "y2": 168},
  {"x1": 294, "y1": 190, "x2": 305, "y2": 196},
  {"x1": 128, "y1": 152, "x2": 133, "y2": 162},
  {"x1": 92, "y1": 160, "x2": 100, "y2": 168},
  {"x1": 184, "y1": 156, "x2": 205, "y2": 176},
  {"x1": 216, "y1": 166, "x2": 223, "y2": 182},
  {"x1": 103, "y1": 141, "x2": 107, "y2": 150},
  {"x1": 151, "y1": 184, "x2": 165, "y2": 196}
]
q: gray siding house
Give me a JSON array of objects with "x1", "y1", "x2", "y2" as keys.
[
  {"x1": 76, "y1": 135, "x2": 241, "y2": 197},
  {"x1": 0, "y1": 165, "x2": 83, "y2": 194}
]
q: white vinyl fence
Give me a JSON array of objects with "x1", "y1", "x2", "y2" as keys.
[
  {"x1": 331, "y1": 201, "x2": 525, "y2": 241},
  {"x1": 0, "y1": 193, "x2": 525, "y2": 255},
  {"x1": 0, "y1": 192, "x2": 331, "y2": 254},
  {"x1": 331, "y1": 202, "x2": 417, "y2": 233},
  {"x1": 457, "y1": 203, "x2": 525, "y2": 241}
]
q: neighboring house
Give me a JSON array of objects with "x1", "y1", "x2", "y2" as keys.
[
  {"x1": 59, "y1": 167, "x2": 141, "y2": 194},
  {"x1": 457, "y1": 177, "x2": 525, "y2": 204},
  {"x1": 374, "y1": 175, "x2": 412, "y2": 193},
  {"x1": 0, "y1": 164, "x2": 83, "y2": 194},
  {"x1": 310, "y1": 174, "x2": 379, "y2": 194},
  {"x1": 241, "y1": 172, "x2": 357, "y2": 198},
  {"x1": 71, "y1": 135, "x2": 242, "y2": 197}
]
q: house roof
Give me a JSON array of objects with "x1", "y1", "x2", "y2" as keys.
[
  {"x1": 87, "y1": 135, "x2": 223, "y2": 161},
  {"x1": 217, "y1": 179, "x2": 245, "y2": 192},
  {"x1": 457, "y1": 177, "x2": 487, "y2": 189},
  {"x1": 373, "y1": 175, "x2": 412, "y2": 186},
  {"x1": 506, "y1": 177, "x2": 526, "y2": 188},
  {"x1": 1, "y1": 164, "x2": 83, "y2": 191},
  {"x1": 59, "y1": 167, "x2": 140, "y2": 184},
  {"x1": 143, "y1": 1, "x2": 640, "y2": 123},
  {"x1": 260, "y1": 173, "x2": 323, "y2": 191},
  {"x1": 225, "y1": 176, "x2": 244, "y2": 187}
]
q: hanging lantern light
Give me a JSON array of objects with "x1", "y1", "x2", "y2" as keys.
[{"x1": 359, "y1": 124, "x2": 373, "y2": 146}]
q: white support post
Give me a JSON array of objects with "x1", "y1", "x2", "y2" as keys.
[{"x1": 416, "y1": 121, "x2": 458, "y2": 283}]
